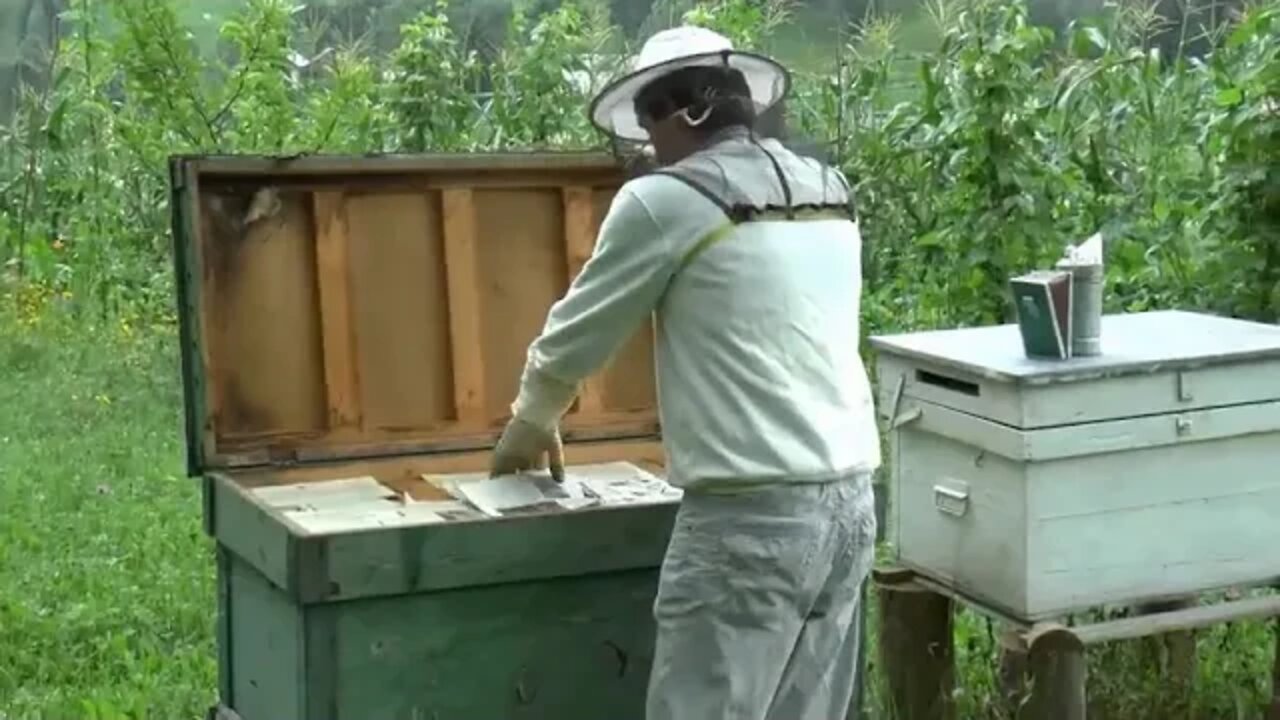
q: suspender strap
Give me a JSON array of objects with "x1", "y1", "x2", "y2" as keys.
[
  {"x1": 751, "y1": 139, "x2": 796, "y2": 219},
  {"x1": 651, "y1": 169, "x2": 736, "y2": 220},
  {"x1": 653, "y1": 154, "x2": 857, "y2": 275}
]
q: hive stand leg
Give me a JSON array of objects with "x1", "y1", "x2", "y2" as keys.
[
  {"x1": 1136, "y1": 597, "x2": 1197, "y2": 719},
  {"x1": 1017, "y1": 624, "x2": 1086, "y2": 720},
  {"x1": 998, "y1": 622, "x2": 1030, "y2": 716},
  {"x1": 1269, "y1": 617, "x2": 1280, "y2": 720},
  {"x1": 874, "y1": 569, "x2": 955, "y2": 720}
]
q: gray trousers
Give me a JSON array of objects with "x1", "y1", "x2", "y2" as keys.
[{"x1": 645, "y1": 473, "x2": 877, "y2": 720}]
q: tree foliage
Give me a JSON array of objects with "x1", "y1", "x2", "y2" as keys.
[{"x1": 1, "y1": 0, "x2": 1277, "y2": 339}]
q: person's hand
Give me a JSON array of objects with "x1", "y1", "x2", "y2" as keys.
[{"x1": 490, "y1": 417, "x2": 565, "y2": 483}]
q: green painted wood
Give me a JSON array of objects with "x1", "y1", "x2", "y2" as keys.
[
  {"x1": 168, "y1": 157, "x2": 210, "y2": 477},
  {"x1": 321, "y1": 569, "x2": 659, "y2": 720},
  {"x1": 302, "y1": 603, "x2": 340, "y2": 720},
  {"x1": 207, "y1": 474, "x2": 299, "y2": 594},
  {"x1": 226, "y1": 554, "x2": 306, "y2": 719},
  {"x1": 893, "y1": 397, "x2": 1280, "y2": 463},
  {"x1": 208, "y1": 471, "x2": 678, "y2": 603},
  {"x1": 214, "y1": 547, "x2": 235, "y2": 709},
  {"x1": 310, "y1": 500, "x2": 678, "y2": 603},
  {"x1": 220, "y1": 550, "x2": 661, "y2": 720}
]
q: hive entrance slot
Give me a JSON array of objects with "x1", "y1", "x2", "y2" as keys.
[{"x1": 916, "y1": 369, "x2": 981, "y2": 397}]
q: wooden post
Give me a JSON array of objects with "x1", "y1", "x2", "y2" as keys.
[
  {"x1": 1269, "y1": 617, "x2": 1280, "y2": 720},
  {"x1": 1018, "y1": 624, "x2": 1086, "y2": 720},
  {"x1": 875, "y1": 568, "x2": 955, "y2": 720},
  {"x1": 1135, "y1": 597, "x2": 1197, "y2": 719},
  {"x1": 998, "y1": 622, "x2": 1030, "y2": 716}
]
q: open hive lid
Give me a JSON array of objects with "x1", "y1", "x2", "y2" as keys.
[{"x1": 169, "y1": 152, "x2": 659, "y2": 476}]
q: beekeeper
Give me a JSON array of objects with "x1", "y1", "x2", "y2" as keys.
[{"x1": 490, "y1": 25, "x2": 882, "y2": 720}]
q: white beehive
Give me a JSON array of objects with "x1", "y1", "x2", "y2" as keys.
[{"x1": 870, "y1": 310, "x2": 1280, "y2": 620}]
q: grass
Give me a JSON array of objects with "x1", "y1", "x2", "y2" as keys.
[
  {"x1": 0, "y1": 306, "x2": 1277, "y2": 719},
  {"x1": 0, "y1": 312, "x2": 216, "y2": 720}
]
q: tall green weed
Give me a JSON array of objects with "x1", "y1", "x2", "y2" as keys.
[{"x1": 0, "y1": 0, "x2": 1276, "y2": 334}]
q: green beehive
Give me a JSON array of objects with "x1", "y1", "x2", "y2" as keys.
[{"x1": 168, "y1": 152, "x2": 680, "y2": 720}]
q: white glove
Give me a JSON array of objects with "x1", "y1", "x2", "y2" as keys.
[{"x1": 490, "y1": 417, "x2": 565, "y2": 483}]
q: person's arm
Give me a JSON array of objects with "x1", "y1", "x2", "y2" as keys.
[{"x1": 510, "y1": 183, "x2": 676, "y2": 431}]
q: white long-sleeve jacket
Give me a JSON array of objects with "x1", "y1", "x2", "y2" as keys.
[{"x1": 512, "y1": 127, "x2": 882, "y2": 491}]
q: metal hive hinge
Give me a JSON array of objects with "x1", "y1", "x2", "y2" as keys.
[{"x1": 1177, "y1": 370, "x2": 1194, "y2": 402}]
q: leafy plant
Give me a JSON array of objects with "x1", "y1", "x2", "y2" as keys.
[{"x1": 1, "y1": 1, "x2": 1280, "y2": 718}]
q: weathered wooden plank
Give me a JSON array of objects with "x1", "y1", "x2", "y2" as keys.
[
  {"x1": 871, "y1": 310, "x2": 1280, "y2": 385},
  {"x1": 302, "y1": 604, "x2": 340, "y2": 720},
  {"x1": 178, "y1": 155, "x2": 654, "y2": 474},
  {"x1": 1027, "y1": 431, "x2": 1280, "y2": 618},
  {"x1": 193, "y1": 152, "x2": 620, "y2": 177},
  {"x1": 235, "y1": 438, "x2": 665, "y2": 487},
  {"x1": 313, "y1": 191, "x2": 362, "y2": 429},
  {"x1": 1022, "y1": 396, "x2": 1280, "y2": 460},
  {"x1": 562, "y1": 186, "x2": 607, "y2": 415},
  {"x1": 345, "y1": 192, "x2": 455, "y2": 431},
  {"x1": 873, "y1": 312, "x2": 1280, "y2": 430},
  {"x1": 309, "y1": 499, "x2": 678, "y2": 603},
  {"x1": 208, "y1": 475, "x2": 297, "y2": 592},
  {"x1": 225, "y1": 554, "x2": 306, "y2": 720},
  {"x1": 170, "y1": 159, "x2": 215, "y2": 476},
  {"x1": 212, "y1": 412, "x2": 660, "y2": 469},
  {"x1": 442, "y1": 188, "x2": 487, "y2": 423},
  {"x1": 218, "y1": 509, "x2": 669, "y2": 720},
  {"x1": 1069, "y1": 594, "x2": 1280, "y2": 645},
  {"x1": 325, "y1": 568, "x2": 658, "y2": 719},
  {"x1": 1022, "y1": 359, "x2": 1280, "y2": 428},
  {"x1": 894, "y1": 395, "x2": 1280, "y2": 464},
  {"x1": 202, "y1": 189, "x2": 328, "y2": 437},
  {"x1": 893, "y1": 427, "x2": 1030, "y2": 618},
  {"x1": 875, "y1": 355, "x2": 1026, "y2": 430},
  {"x1": 214, "y1": 547, "x2": 235, "y2": 708},
  {"x1": 474, "y1": 189, "x2": 572, "y2": 417},
  {"x1": 891, "y1": 397, "x2": 1026, "y2": 461}
]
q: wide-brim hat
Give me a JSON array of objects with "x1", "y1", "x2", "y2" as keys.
[{"x1": 588, "y1": 26, "x2": 791, "y2": 143}]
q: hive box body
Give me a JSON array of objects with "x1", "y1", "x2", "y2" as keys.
[
  {"x1": 170, "y1": 152, "x2": 679, "y2": 719},
  {"x1": 205, "y1": 452, "x2": 674, "y2": 720},
  {"x1": 871, "y1": 311, "x2": 1280, "y2": 621},
  {"x1": 217, "y1": 548, "x2": 658, "y2": 720}
]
